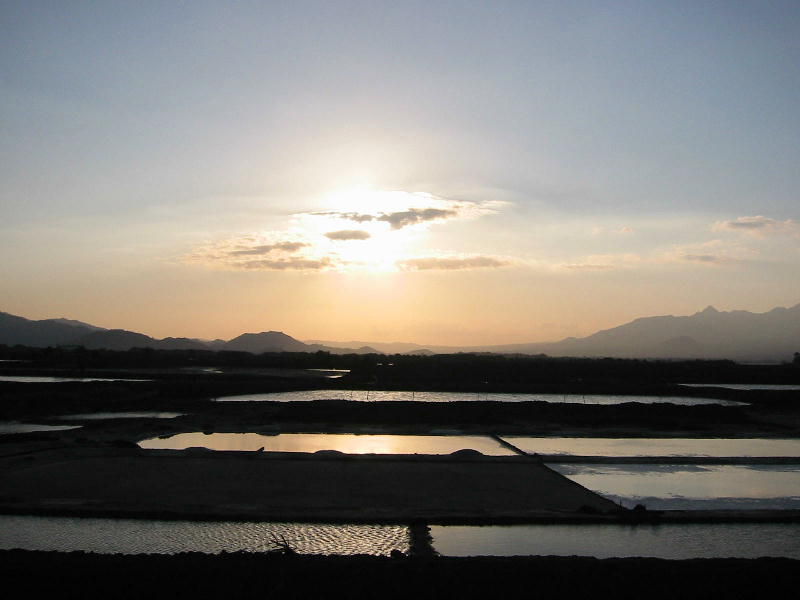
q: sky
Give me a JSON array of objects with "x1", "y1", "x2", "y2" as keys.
[{"x1": 2, "y1": 1, "x2": 799, "y2": 345}]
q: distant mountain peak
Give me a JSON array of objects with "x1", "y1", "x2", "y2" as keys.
[{"x1": 699, "y1": 305, "x2": 719, "y2": 315}]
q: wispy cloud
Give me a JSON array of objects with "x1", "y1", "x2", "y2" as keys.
[
  {"x1": 240, "y1": 257, "x2": 335, "y2": 271},
  {"x1": 312, "y1": 207, "x2": 458, "y2": 230},
  {"x1": 184, "y1": 234, "x2": 337, "y2": 271},
  {"x1": 397, "y1": 255, "x2": 512, "y2": 271},
  {"x1": 680, "y1": 253, "x2": 737, "y2": 264},
  {"x1": 324, "y1": 230, "x2": 371, "y2": 241},
  {"x1": 228, "y1": 241, "x2": 309, "y2": 256},
  {"x1": 712, "y1": 215, "x2": 800, "y2": 237}
]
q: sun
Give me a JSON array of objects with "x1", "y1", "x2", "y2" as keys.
[{"x1": 297, "y1": 187, "x2": 437, "y2": 272}]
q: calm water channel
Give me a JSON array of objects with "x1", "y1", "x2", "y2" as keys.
[{"x1": 217, "y1": 389, "x2": 738, "y2": 405}]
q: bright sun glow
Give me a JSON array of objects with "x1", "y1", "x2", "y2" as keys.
[{"x1": 292, "y1": 187, "x2": 456, "y2": 272}]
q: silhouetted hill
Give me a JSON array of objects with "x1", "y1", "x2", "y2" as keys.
[
  {"x1": 45, "y1": 318, "x2": 107, "y2": 332},
  {"x1": 78, "y1": 329, "x2": 159, "y2": 351},
  {"x1": 485, "y1": 304, "x2": 800, "y2": 361},
  {"x1": 224, "y1": 331, "x2": 310, "y2": 353},
  {"x1": 3, "y1": 302, "x2": 798, "y2": 360},
  {"x1": 0, "y1": 312, "x2": 95, "y2": 347}
]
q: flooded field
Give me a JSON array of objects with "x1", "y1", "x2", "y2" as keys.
[
  {"x1": 3, "y1": 515, "x2": 799, "y2": 559},
  {"x1": 0, "y1": 515, "x2": 407, "y2": 555},
  {"x1": 217, "y1": 389, "x2": 738, "y2": 405},
  {"x1": 504, "y1": 437, "x2": 800, "y2": 457},
  {"x1": 680, "y1": 383, "x2": 800, "y2": 390},
  {"x1": 0, "y1": 422, "x2": 81, "y2": 434},
  {"x1": 430, "y1": 523, "x2": 800, "y2": 559},
  {"x1": 57, "y1": 412, "x2": 184, "y2": 420},
  {"x1": 548, "y1": 463, "x2": 800, "y2": 509},
  {"x1": 139, "y1": 432, "x2": 515, "y2": 455},
  {"x1": 0, "y1": 375, "x2": 149, "y2": 383}
]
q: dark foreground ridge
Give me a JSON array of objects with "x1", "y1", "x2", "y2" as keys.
[{"x1": 2, "y1": 550, "x2": 798, "y2": 599}]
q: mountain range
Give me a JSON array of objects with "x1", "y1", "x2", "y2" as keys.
[{"x1": 1, "y1": 303, "x2": 799, "y2": 361}]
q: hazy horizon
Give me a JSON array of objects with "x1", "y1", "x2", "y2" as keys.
[{"x1": 3, "y1": 2, "x2": 799, "y2": 346}]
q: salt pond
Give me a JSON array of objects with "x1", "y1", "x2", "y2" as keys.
[
  {"x1": 217, "y1": 389, "x2": 739, "y2": 405},
  {"x1": 548, "y1": 463, "x2": 800, "y2": 509},
  {"x1": 430, "y1": 523, "x2": 800, "y2": 559},
  {"x1": 681, "y1": 383, "x2": 800, "y2": 391},
  {"x1": 0, "y1": 421, "x2": 81, "y2": 434},
  {"x1": 0, "y1": 375, "x2": 149, "y2": 383},
  {"x1": 57, "y1": 411, "x2": 184, "y2": 420},
  {"x1": 139, "y1": 432, "x2": 515, "y2": 455},
  {"x1": 0, "y1": 515, "x2": 407, "y2": 555},
  {"x1": 2, "y1": 515, "x2": 799, "y2": 558},
  {"x1": 503, "y1": 437, "x2": 800, "y2": 457}
]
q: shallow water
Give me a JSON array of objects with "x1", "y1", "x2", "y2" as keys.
[
  {"x1": 2, "y1": 515, "x2": 799, "y2": 558},
  {"x1": 0, "y1": 421, "x2": 82, "y2": 434},
  {"x1": 680, "y1": 383, "x2": 800, "y2": 390},
  {"x1": 0, "y1": 375, "x2": 149, "y2": 383},
  {"x1": 57, "y1": 411, "x2": 184, "y2": 420},
  {"x1": 503, "y1": 437, "x2": 800, "y2": 457},
  {"x1": 217, "y1": 389, "x2": 738, "y2": 405},
  {"x1": 138, "y1": 432, "x2": 515, "y2": 455},
  {"x1": 548, "y1": 463, "x2": 800, "y2": 509},
  {"x1": 0, "y1": 515, "x2": 407, "y2": 555},
  {"x1": 430, "y1": 523, "x2": 800, "y2": 558}
]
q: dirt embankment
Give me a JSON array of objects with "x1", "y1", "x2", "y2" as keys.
[{"x1": 2, "y1": 550, "x2": 798, "y2": 599}]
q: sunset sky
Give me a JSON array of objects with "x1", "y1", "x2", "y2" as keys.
[{"x1": 2, "y1": 1, "x2": 799, "y2": 345}]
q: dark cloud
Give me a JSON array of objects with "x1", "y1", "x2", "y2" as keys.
[
  {"x1": 312, "y1": 211, "x2": 376, "y2": 223},
  {"x1": 324, "y1": 229, "x2": 371, "y2": 241},
  {"x1": 682, "y1": 254, "x2": 731, "y2": 264},
  {"x1": 228, "y1": 241, "x2": 308, "y2": 256},
  {"x1": 241, "y1": 257, "x2": 333, "y2": 271},
  {"x1": 377, "y1": 208, "x2": 457, "y2": 229},
  {"x1": 313, "y1": 207, "x2": 458, "y2": 229},
  {"x1": 561, "y1": 263, "x2": 616, "y2": 271},
  {"x1": 398, "y1": 256, "x2": 510, "y2": 271}
]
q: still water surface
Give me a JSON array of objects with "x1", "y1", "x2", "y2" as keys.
[
  {"x1": 504, "y1": 437, "x2": 800, "y2": 457},
  {"x1": 0, "y1": 421, "x2": 81, "y2": 434},
  {"x1": 430, "y1": 523, "x2": 800, "y2": 559},
  {"x1": 57, "y1": 412, "x2": 184, "y2": 420},
  {"x1": 2, "y1": 515, "x2": 798, "y2": 558},
  {"x1": 549, "y1": 464, "x2": 800, "y2": 509},
  {"x1": 0, "y1": 376, "x2": 149, "y2": 383},
  {"x1": 218, "y1": 389, "x2": 737, "y2": 405},
  {"x1": 0, "y1": 515, "x2": 407, "y2": 555},
  {"x1": 139, "y1": 432, "x2": 515, "y2": 455},
  {"x1": 681, "y1": 383, "x2": 800, "y2": 390}
]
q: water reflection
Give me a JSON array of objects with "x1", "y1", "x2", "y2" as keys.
[
  {"x1": 0, "y1": 422, "x2": 81, "y2": 434},
  {"x1": 548, "y1": 464, "x2": 800, "y2": 509},
  {"x1": 57, "y1": 412, "x2": 184, "y2": 420},
  {"x1": 430, "y1": 523, "x2": 800, "y2": 559},
  {"x1": 217, "y1": 389, "x2": 738, "y2": 405},
  {"x1": 138, "y1": 432, "x2": 514, "y2": 455},
  {"x1": 0, "y1": 515, "x2": 407, "y2": 555},
  {"x1": 503, "y1": 437, "x2": 800, "y2": 457},
  {"x1": 681, "y1": 383, "x2": 800, "y2": 390},
  {"x1": 0, "y1": 376, "x2": 149, "y2": 383}
]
